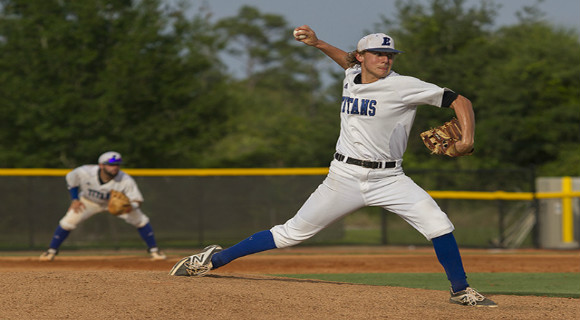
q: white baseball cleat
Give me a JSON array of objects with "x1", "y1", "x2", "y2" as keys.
[
  {"x1": 39, "y1": 248, "x2": 58, "y2": 262},
  {"x1": 148, "y1": 247, "x2": 167, "y2": 260},
  {"x1": 449, "y1": 287, "x2": 497, "y2": 307},
  {"x1": 169, "y1": 245, "x2": 222, "y2": 276}
]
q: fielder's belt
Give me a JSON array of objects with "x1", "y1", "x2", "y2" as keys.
[{"x1": 334, "y1": 153, "x2": 396, "y2": 169}]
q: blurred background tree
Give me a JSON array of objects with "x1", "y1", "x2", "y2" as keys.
[
  {"x1": 0, "y1": 0, "x2": 578, "y2": 176},
  {"x1": 0, "y1": 0, "x2": 231, "y2": 168},
  {"x1": 373, "y1": 0, "x2": 580, "y2": 175},
  {"x1": 200, "y1": 5, "x2": 338, "y2": 167}
]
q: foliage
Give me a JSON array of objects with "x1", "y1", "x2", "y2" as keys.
[
  {"x1": 0, "y1": 0, "x2": 578, "y2": 175},
  {"x1": 201, "y1": 5, "x2": 338, "y2": 167},
  {"x1": 0, "y1": 0, "x2": 230, "y2": 168},
  {"x1": 477, "y1": 21, "x2": 580, "y2": 174},
  {"x1": 373, "y1": 0, "x2": 580, "y2": 175}
]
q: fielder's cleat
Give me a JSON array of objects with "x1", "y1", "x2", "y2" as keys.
[
  {"x1": 449, "y1": 287, "x2": 497, "y2": 307},
  {"x1": 169, "y1": 245, "x2": 222, "y2": 277},
  {"x1": 39, "y1": 248, "x2": 58, "y2": 262},
  {"x1": 148, "y1": 247, "x2": 167, "y2": 260}
]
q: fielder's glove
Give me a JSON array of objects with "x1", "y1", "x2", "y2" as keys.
[
  {"x1": 108, "y1": 190, "x2": 132, "y2": 215},
  {"x1": 420, "y1": 118, "x2": 472, "y2": 157}
]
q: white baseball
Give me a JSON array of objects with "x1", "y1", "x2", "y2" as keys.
[{"x1": 293, "y1": 29, "x2": 307, "y2": 40}]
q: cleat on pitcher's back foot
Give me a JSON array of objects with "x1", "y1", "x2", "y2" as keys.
[
  {"x1": 449, "y1": 287, "x2": 497, "y2": 307},
  {"x1": 169, "y1": 245, "x2": 222, "y2": 276},
  {"x1": 39, "y1": 249, "x2": 58, "y2": 262}
]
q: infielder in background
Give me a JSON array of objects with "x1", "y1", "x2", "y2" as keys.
[
  {"x1": 170, "y1": 26, "x2": 496, "y2": 307},
  {"x1": 39, "y1": 151, "x2": 166, "y2": 261}
]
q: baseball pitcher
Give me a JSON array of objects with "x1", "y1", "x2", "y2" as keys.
[{"x1": 169, "y1": 26, "x2": 495, "y2": 307}]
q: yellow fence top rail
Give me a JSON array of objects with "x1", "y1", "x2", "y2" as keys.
[
  {"x1": 0, "y1": 168, "x2": 330, "y2": 176},
  {"x1": 2, "y1": 169, "x2": 579, "y2": 200},
  {"x1": 427, "y1": 190, "x2": 580, "y2": 200}
]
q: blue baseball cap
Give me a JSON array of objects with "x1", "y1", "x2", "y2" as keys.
[
  {"x1": 98, "y1": 151, "x2": 122, "y2": 165},
  {"x1": 357, "y1": 33, "x2": 404, "y2": 53}
]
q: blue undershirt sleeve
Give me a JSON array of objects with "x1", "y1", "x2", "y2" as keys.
[{"x1": 68, "y1": 187, "x2": 79, "y2": 200}]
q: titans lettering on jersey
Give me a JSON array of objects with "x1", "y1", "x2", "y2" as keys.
[
  {"x1": 341, "y1": 96, "x2": 377, "y2": 116},
  {"x1": 86, "y1": 189, "x2": 110, "y2": 200}
]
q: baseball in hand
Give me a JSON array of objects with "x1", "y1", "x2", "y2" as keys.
[{"x1": 293, "y1": 29, "x2": 307, "y2": 40}]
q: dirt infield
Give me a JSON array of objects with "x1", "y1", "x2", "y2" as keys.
[{"x1": 1, "y1": 247, "x2": 579, "y2": 319}]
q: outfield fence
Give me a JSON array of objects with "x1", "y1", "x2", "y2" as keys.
[{"x1": 0, "y1": 168, "x2": 578, "y2": 250}]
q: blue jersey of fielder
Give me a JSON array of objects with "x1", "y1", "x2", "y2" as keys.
[
  {"x1": 65, "y1": 165, "x2": 144, "y2": 206},
  {"x1": 337, "y1": 68, "x2": 445, "y2": 161}
]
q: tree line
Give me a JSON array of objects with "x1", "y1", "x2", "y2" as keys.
[{"x1": 0, "y1": 0, "x2": 578, "y2": 176}]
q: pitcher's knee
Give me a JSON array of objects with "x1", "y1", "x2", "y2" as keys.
[
  {"x1": 270, "y1": 217, "x2": 323, "y2": 248},
  {"x1": 271, "y1": 225, "x2": 306, "y2": 248},
  {"x1": 410, "y1": 198, "x2": 455, "y2": 240}
]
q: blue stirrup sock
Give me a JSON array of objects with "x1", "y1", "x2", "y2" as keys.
[
  {"x1": 211, "y1": 230, "x2": 277, "y2": 269},
  {"x1": 137, "y1": 223, "x2": 158, "y2": 249},
  {"x1": 48, "y1": 225, "x2": 71, "y2": 250},
  {"x1": 432, "y1": 232, "x2": 469, "y2": 292}
]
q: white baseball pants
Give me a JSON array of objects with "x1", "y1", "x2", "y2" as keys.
[{"x1": 271, "y1": 159, "x2": 454, "y2": 248}]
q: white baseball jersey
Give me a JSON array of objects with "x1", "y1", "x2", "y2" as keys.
[
  {"x1": 66, "y1": 165, "x2": 144, "y2": 206},
  {"x1": 337, "y1": 67, "x2": 445, "y2": 161}
]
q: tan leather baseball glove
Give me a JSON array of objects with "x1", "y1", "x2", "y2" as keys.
[
  {"x1": 420, "y1": 118, "x2": 472, "y2": 157},
  {"x1": 108, "y1": 190, "x2": 132, "y2": 215}
]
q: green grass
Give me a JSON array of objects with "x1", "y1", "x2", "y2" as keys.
[{"x1": 274, "y1": 273, "x2": 580, "y2": 298}]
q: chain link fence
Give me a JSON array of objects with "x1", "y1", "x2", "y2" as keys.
[{"x1": 0, "y1": 167, "x2": 543, "y2": 250}]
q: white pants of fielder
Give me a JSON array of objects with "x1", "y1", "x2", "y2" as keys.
[
  {"x1": 271, "y1": 160, "x2": 454, "y2": 248},
  {"x1": 59, "y1": 197, "x2": 150, "y2": 231}
]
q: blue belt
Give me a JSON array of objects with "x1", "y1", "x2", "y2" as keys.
[{"x1": 334, "y1": 153, "x2": 396, "y2": 169}]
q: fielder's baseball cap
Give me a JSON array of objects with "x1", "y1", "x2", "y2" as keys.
[
  {"x1": 357, "y1": 33, "x2": 404, "y2": 53},
  {"x1": 98, "y1": 151, "x2": 122, "y2": 165}
]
